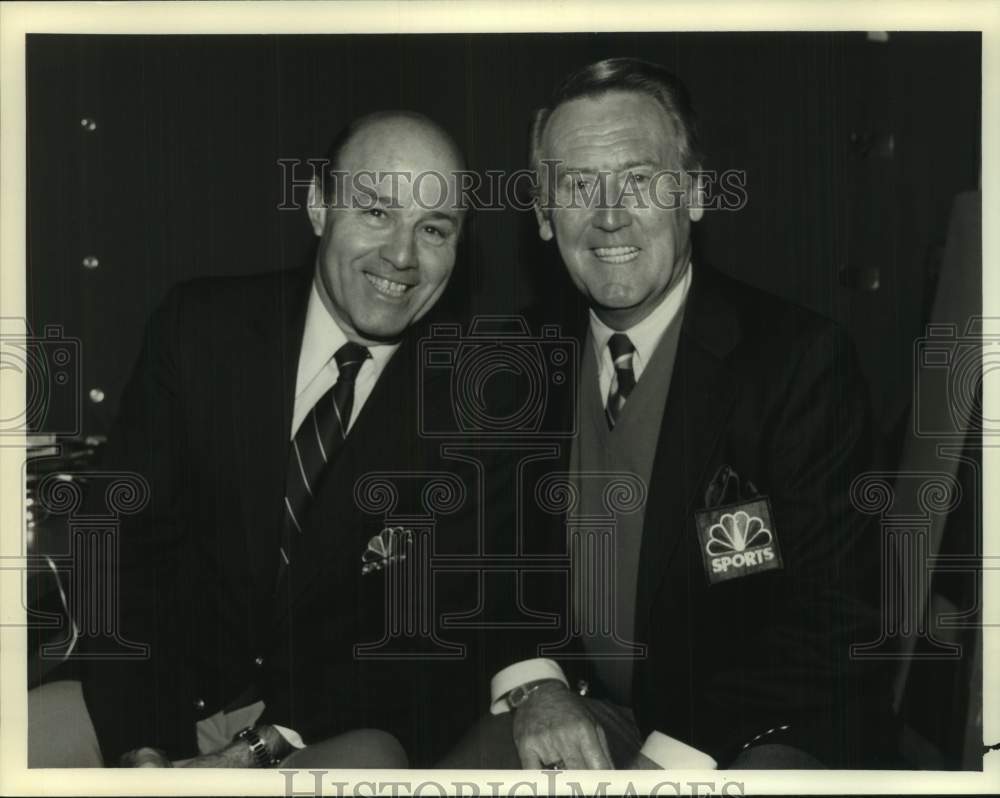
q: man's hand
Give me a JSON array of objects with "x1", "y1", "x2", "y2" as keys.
[
  {"x1": 175, "y1": 724, "x2": 292, "y2": 768},
  {"x1": 122, "y1": 726, "x2": 292, "y2": 768},
  {"x1": 119, "y1": 747, "x2": 172, "y2": 767},
  {"x1": 176, "y1": 745, "x2": 251, "y2": 767},
  {"x1": 511, "y1": 682, "x2": 613, "y2": 769},
  {"x1": 119, "y1": 743, "x2": 243, "y2": 768}
]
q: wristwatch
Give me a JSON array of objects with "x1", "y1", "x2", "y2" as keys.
[
  {"x1": 234, "y1": 725, "x2": 279, "y2": 767},
  {"x1": 505, "y1": 678, "x2": 562, "y2": 711}
]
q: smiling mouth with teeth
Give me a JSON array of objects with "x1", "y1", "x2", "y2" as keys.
[
  {"x1": 365, "y1": 273, "x2": 412, "y2": 298},
  {"x1": 592, "y1": 246, "x2": 641, "y2": 264}
]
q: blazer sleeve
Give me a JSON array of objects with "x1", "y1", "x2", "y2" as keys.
[
  {"x1": 78, "y1": 286, "x2": 196, "y2": 762},
  {"x1": 704, "y1": 320, "x2": 890, "y2": 765}
]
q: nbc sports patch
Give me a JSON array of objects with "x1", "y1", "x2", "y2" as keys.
[{"x1": 695, "y1": 498, "x2": 783, "y2": 585}]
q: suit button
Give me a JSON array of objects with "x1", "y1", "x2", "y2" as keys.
[
  {"x1": 254, "y1": 656, "x2": 264, "y2": 667},
  {"x1": 193, "y1": 698, "x2": 205, "y2": 710}
]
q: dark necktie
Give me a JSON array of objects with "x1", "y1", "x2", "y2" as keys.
[
  {"x1": 278, "y1": 341, "x2": 370, "y2": 575},
  {"x1": 605, "y1": 333, "x2": 636, "y2": 429}
]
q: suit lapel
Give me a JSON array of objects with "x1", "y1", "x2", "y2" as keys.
[
  {"x1": 233, "y1": 267, "x2": 312, "y2": 601},
  {"x1": 276, "y1": 327, "x2": 431, "y2": 618},
  {"x1": 634, "y1": 268, "x2": 743, "y2": 642}
]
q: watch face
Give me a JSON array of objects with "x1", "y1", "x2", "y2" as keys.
[
  {"x1": 509, "y1": 685, "x2": 531, "y2": 708},
  {"x1": 236, "y1": 727, "x2": 271, "y2": 766}
]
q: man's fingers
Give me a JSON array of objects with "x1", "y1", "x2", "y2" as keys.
[
  {"x1": 514, "y1": 691, "x2": 615, "y2": 770},
  {"x1": 121, "y1": 747, "x2": 172, "y2": 767},
  {"x1": 521, "y1": 733, "x2": 578, "y2": 770},
  {"x1": 518, "y1": 747, "x2": 544, "y2": 770},
  {"x1": 595, "y1": 724, "x2": 614, "y2": 768},
  {"x1": 560, "y1": 744, "x2": 588, "y2": 770},
  {"x1": 517, "y1": 737, "x2": 555, "y2": 770},
  {"x1": 551, "y1": 721, "x2": 611, "y2": 770},
  {"x1": 579, "y1": 727, "x2": 613, "y2": 770}
]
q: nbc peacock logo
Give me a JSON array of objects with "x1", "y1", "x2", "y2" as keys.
[
  {"x1": 696, "y1": 500, "x2": 783, "y2": 584},
  {"x1": 706, "y1": 510, "x2": 772, "y2": 554}
]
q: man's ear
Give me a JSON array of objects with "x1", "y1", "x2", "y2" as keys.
[
  {"x1": 307, "y1": 180, "x2": 327, "y2": 237},
  {"x1": 533, "y1": 200, "x2": 554, "y2": 241},
  {"x1": 687, "y1": 172, "x2": 705, "y2": 223}
]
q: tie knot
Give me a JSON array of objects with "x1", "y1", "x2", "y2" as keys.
[
  {"x1": 607, "y1": 333, "x2": 635, "y2": 365},
  {"x1": 334, "y1": 342, "x2": 370, "y2": 382}
]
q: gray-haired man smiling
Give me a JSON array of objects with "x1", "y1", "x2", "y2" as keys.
[{"x1": 447, "y1": 57, "x2": 898, "y2": 771}]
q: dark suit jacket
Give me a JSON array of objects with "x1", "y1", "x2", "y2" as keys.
[
  {"x1": 79, "y1": 265, "x2": 521, "y2": 765},
  {"x1": 523, "y1": 265, "x2": 897, "y2": 767}
]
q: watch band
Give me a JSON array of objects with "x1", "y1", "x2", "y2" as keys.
[
  {"x1": 506, "y1": 678, "x2": 564, "y2": 711},
  {"x1": 234, "y1": 725, "x2": 278, "y2": 767}
]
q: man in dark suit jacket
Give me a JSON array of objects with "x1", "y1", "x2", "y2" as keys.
[
  {"x1": 466, "y1": 58, "x2": 898, "y2": 770},
  {"x1": 29, "y1": 110, "x2": 514, "y2": 768}
]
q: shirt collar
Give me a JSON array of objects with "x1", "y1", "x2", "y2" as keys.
[
  {"x1": 588, "y1": 262, "x2": 693, "y2": 371},
  {"x1": 295, "y1": 277, "x2": 399, "y2": 397}
]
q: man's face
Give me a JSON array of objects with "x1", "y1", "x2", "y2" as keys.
[
  {"x1": 535, "y1": 90, "x2": 703, "y2": 330},
  {"x1": 309, "y1": 117, "x2": 465, "y2": 345}
]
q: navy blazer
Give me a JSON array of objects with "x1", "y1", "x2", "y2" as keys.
[
  {"x1": 521, "y1": 264, "x2": 897, "y2": 767},
  {"x1": 79, "y1": 265, "x2": 525, "y2": 764}
]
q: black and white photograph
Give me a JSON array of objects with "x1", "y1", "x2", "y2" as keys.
[{"x1": 1, "y1": 2, "x2": 995, "y2": 795}]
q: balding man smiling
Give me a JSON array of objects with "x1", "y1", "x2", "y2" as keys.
[{"x1": 29, "y1": 111, "x2": 508, "y2": 768}]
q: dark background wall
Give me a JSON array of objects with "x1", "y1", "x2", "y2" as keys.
[{"x1": 26, "y1": 32, "x2": 981, "y2": 451}]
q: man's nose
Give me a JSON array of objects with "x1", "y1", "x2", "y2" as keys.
[
  {"x1": 381, "y1": 226, "x2": 417, "y2": 270},
  {"x1": 592, "y1": 182, "x2": 632, "y2": 233}
]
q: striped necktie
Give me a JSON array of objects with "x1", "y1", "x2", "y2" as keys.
[
  {"x1": 278, "y1": 341, "x2": 370, "y2": 576},
  {"x1": 605, "y1": 333, "x2": 636, "y2": 429}
]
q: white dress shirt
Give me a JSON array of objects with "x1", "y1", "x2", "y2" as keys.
[
  {"x1": 291, "y1": 280, "x2": 399, "y2": 438},
  {"x1": 589, "y1": 262, "x2": 692, "y2": 403}
]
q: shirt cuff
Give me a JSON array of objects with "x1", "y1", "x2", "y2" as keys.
[
  {"x1": 273, "y1": 725, "x2": 306, "y2": 750},
  {"x1": 489, "y1": 658, "x2": 569, "y2": 715},
  {"x1": 640, "y1": 732, "x2": 717, "y2": 769}
]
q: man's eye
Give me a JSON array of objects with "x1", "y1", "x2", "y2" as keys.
[
  {"x1": 367, "y1": 208, "x2": 386, "y2": 219},
  {"x1": 422, "y1": 225, "x2": 450, "y2": 241}
]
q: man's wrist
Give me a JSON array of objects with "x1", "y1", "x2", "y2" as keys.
[
  {"x1": 506, "y1": 678, "x2": 566, "y2": 711},
  {"x1": 234, "y1": 725, "x2": 284, "y2": 767},
  {"x1": 490, "y1": 658, "x2": 569, "y2": 714},
  {"x1": 259, "y1": 724, "x2": 296, "y2": 761}
]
